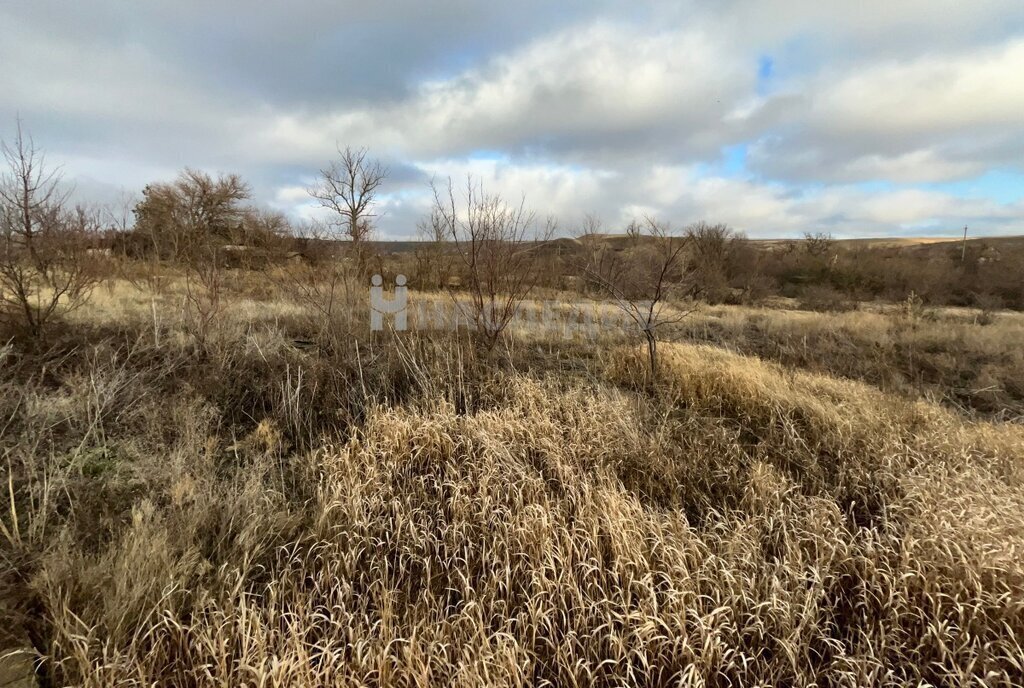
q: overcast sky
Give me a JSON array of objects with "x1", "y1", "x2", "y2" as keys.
[{"x1": 3, "y1": 1, "x2": 1023, "y2": 238}]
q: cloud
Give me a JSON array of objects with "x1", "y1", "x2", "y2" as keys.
[
  {"x1": 747, "y1": 38, "x2": 1024, "y2": 183},
  {"x1": 336, "y1": 159, "x2": 1023, "y2": 239},
  {"x1": 1, "y1": 1, "x2": 1023, "y2": 238},
  {"x1": 253, "y1": 21, "x2": 753, "y2": 164}
]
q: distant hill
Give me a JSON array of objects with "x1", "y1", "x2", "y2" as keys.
[{"x1": 372, "y1": 234, "x2": 1024, "y2": 254}]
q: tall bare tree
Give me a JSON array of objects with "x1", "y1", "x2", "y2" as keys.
[
  {"x1": 0, "y1": 122, "x2": 99, "y2": 338},
  {"x1": 309, "y1": 146, "x2": 388, "y2": 274},
  {"x1": 431, "y1": 177, "x2": 554, "y2": 351}
]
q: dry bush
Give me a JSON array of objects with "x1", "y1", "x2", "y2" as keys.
[
  {"x1": 131, "y1": 169, "x2": 251, "y2": 262},
  {"x1": 684, "y1": 222, "x2": 760, "y2": 304},
  {"x1": 796, "y1": 284, "x2": 858, "y2": 313},
  {"x1": 274, "y1": 224, "x2": 367, "y2": 350},
  {"x1": 432, "y1": 177, "x2": 555, "y2": 351},
  {"x1": 412, "y1": 207, "x2": 454, "y2": 291},
  {"x1": 577, "y1": 217, "x2": 696, "y2": 376},
  {"x1": 0, "y1": 123, "x2": 101, "y2": 339},
  {"x1": 182, "y1": 254, "x2": 224, "y2": 348},
  {"x1": 803, "y1": 231, "x2": 835, "y2": 257}
]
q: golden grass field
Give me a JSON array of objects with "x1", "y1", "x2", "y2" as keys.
[{"x1": 2, "y1": 276, "x2": 1023, "y2": 686}]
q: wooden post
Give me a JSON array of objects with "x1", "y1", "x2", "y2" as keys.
[{"x1": 961, "y1": 225, "x2": 968, "y2": 264}]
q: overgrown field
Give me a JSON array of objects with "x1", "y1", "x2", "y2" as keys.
[{"x1": 2, "y1": 279, "x2": 1023, "y2": 686}]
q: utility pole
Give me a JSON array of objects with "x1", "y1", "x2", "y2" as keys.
[{"x1": 961, "y1": 225, "x2": 968, "y2": 264}]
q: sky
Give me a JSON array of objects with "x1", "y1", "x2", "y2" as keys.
[{"x1": 2, "y1": 0, "x2": 1023, "y2": 239}]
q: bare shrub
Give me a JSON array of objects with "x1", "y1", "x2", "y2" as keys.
[
  {"x1": 803, "y1": 230, "x2": 835, "y2": 256},
  {"x1": 275, "y1": 220, "x2": 363, "y2": 347},
  {"x1": 0, "y1": 122, "x2": 100, "y2": 338},
  {"x1": 182, "y1": 253, "x2": 223, "y2": 348},
  {"x1": 412, "y1": 207, "x2": 453, "y2": 291},
  {"x1": 685, "y1": 222, "x2": 760, "y2": 303},
  {"x1": 132, "y1": 168, "x2": 251, "y2": 262},
  {"x1": 973, "y1": 292, "x2": 1001, "y2": 326},
  {"x1": 431, "y1": 177, "x2": 554, "y2": 350},
  {"x1": 577, "y1": 217, "x2": 695, "y2": 376}
]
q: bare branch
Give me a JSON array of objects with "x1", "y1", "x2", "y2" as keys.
[{"x1": 430, "y1": 176, "x2": 554, "y2": 351}]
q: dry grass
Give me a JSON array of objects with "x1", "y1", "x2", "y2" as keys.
[
  {"x1": 682, "y1": 303, "x2": 1024, "y2": 420},
  {"x1": 1, "y1": 275, "x2": 1023, "y2": 686}
]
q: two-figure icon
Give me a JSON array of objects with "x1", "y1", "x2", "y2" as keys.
[{"x1": 369, "y1": 274, "x2": 408, "y2": 331}]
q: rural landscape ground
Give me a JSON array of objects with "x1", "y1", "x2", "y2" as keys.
[
  {"x1": 2, "y1": 229, "x2": 1023, "y2": 686},
  {"x1": 1, "y1": 98, "x2": 1023, "y2": 687},
  {"x1": 5, "y1": 0, "x2": 1024, "y2": 683}
]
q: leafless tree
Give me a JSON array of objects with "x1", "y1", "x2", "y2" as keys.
[
  {"x1": 576, "y1": 217, "x2": 695, "y2": 377},
  {"x1": 625, "y1": 218, "x2": 643, "y2": 246},
  {"x1": 0, "y1": 122, "x2": 100, "y2": 338},
  {"x1": 431, "y1": 177, "x2": 555, "y2": 351},
  {"x1": 803, "y1": 231, "x2": 835, "y2": 257},
  {"x1": 413, "y1": 207, "x2": 453, "y2": 290},
  {"x1": 308, "y1": 146, "x2": 388, "y2": 274},
  {"x1": 686, "y1": 222, "x2": 757, "y2": 303},
  {"x1": 579, "y1": 213, "x2": 601, "y2": 237}
]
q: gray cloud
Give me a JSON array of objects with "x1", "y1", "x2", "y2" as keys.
[{"x1": 2, "y1": 1, "x2": 1022, "y2": 238}]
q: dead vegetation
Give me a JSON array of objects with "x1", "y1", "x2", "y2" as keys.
[
  {"x1": 0, "y1": 130, "x2": 1022, "y2": 686},
  {"x1": 0, "y1": 273, "x2": 1021, "y2": 687}
]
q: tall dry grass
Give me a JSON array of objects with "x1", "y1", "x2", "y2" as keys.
[
  {"x1": 681, "y1": 303, "x2": 1024, "y2": 420},
  {"x1": 1, "y1": 274, "x2": 1022, "y2": 686}
]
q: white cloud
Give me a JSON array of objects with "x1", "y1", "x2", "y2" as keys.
[
  {"x1": 747, "y1": 37, "x2": 1024, "y2": 183},
  {"x1": 353, "y1": 159, "x2": 1023, "y2": 238},
  {"x1": 815, "y1": 40, "x2": 1024, "y2": 135},
  {"x1": 2, "y1": 1, "x2": 1023, "y2": 237},
  {"x1": 254, "y1": 21, "x2": 752, "y2": 163}
]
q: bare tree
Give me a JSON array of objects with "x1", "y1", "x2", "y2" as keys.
[
  {"x1": 106, "y1": 190, "x2": 139, "y2": 237},
  {"x1": 0, "y1": 122, "x2": 99, "y2": 338},
  {"x1": 625, "y1": 218, "x2": 643, "y2": 246},
  {"x1": 686, "y1": 222, "x2": 756, "y2": 303},
  {"x1": 579, "y1": 213, "x2": 600, "y2": 236},
  {"x1": 431, "y1": 177, "x2": 554, "y2": 351},
  {"x1": 413, "y1": 207, "x2": 453, "y2": 291},
  {"x1": 803, "y1": 231, "x2": 834, "y2": 257},
  {"x1": 576, "y1": 217, "x2": 695, "y2": 377},
  {"x1": 308, "y1": 146, "x2": 388, "y2": 274}
]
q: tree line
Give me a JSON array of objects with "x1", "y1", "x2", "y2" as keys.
[{"x1": 2, "y1": 122, "x2": 1020, "y2": 370}]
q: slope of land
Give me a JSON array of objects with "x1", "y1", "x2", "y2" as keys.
[{"x1": 1, "y1": 280, "x2": 1022, "y2": 686}]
